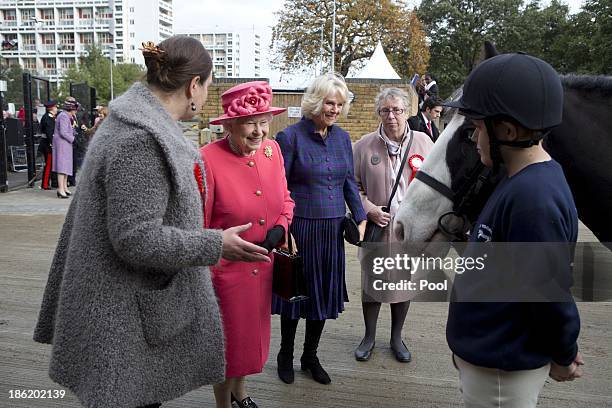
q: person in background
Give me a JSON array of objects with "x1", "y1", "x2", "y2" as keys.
[
  {"x1": 38, "y1": 100, "x2": 57, "y2": 190},
  {"x1": 34, "y1": 35, "x2": 270, "y2": 408},
  {"x1": 423, "y1": 72, "x2": 439, "y2": 100},
  {"x1": 201, "y1": 81, "x2": 294, "y2": 408},
  {"x1": 52, "y1": 98, "x2": 79, "y2": 198},
  {"x1": 272, "y1": 73, "x2": 367, "y2": 385},
  {"x1": 408, "y1": 97, "x2": 443, "y2": 143},
  {"x1": 353, "y1": 87, "x2": 434, "y2": 363}
]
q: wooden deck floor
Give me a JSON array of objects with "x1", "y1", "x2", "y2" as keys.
[{"x1": 1, "y1": 213, "x2": 611, "y2": 407}]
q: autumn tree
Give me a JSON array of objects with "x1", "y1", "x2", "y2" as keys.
[{"x1": 272, "y1": 0, "x2": 430, "y2": 78}]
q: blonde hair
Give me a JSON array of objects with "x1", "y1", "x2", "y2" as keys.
[{"x1": 301, "y1": 73, "x2": 350, "y2": 119}]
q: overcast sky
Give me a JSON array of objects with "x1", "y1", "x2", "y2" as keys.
[{"x1": 175, "y1": 0, "x2": 585, "y2": 87}]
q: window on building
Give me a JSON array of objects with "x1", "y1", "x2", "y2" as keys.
[
  {"x1": 98, "y1": 32, "x2": 113, "y2": 44},
  {"x1": 96, "y1": 7, "x2": 112, "y2": 19},
  {"x1": 130, "y1": 32, "x2": 135, "y2": 38},
  {"x1": 80, "y1": 33, "x2": 94, "y2": 44},
  {"x1": 58, "y1": 8, "x2": 74, "y2": 20},
  {"x1": 43, "y1": 58, "x2": 56, "y2": 69},
  {"x1": 20, "y1": 9, "x2": 34, "y2": 22},
  {"x1": 60, "y1": 58, "x2": 75, "y2": 69},
  {"x1": 40, "y1": 9, "x2": 54, "y2": 20},
  {"x1": 78, "y1": 8, "x2": 93, "y2": 19},
  {"x1": 129, "y1": 7, "x2": 135, "y2": 12},
  {"x1": 3, "y1": 10, "x2": 17, "y2": 21},
  {"x1": 129, "y1": 19, "x2": 134, "y2": 25},
  {"x1": 23, "y1": 58, "x2": 36, "y2": 70}
]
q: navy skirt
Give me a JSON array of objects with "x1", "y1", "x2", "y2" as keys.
[{"x1": 272, "y1": 216, "x2": 348, "y2": 320}]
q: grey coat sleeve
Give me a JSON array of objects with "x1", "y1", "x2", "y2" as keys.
[{"x1": 105, "y1": 136, "x2": 223, "y2": 271}]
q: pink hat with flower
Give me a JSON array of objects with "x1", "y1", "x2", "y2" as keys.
[{"x1": 209, "y1": 81, "x2": 285, "y2": 125}]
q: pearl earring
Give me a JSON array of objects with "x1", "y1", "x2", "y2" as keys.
[{"x1": 190, "y1": 102, "x2": 197, "y2": 112}]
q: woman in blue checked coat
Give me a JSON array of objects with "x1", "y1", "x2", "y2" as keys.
[{"x1": 272, "y1": 73, "x2": 367, "y2": 385}]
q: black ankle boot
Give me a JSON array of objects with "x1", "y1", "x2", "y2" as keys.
[
  {"x1": 300, "y1": 355, "x2": 331, "y2": 384},
  {"x1": 277, "y1": 316, "x2": 299, "y2": 384},
  {"x1": 277, "y1": 351, "x2": 294, "y2": 384},
  {"x1": 301, "y1": 319, "x2": 331, "y2": 384}
]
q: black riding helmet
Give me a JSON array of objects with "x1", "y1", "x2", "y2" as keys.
[{"x1": 446, "y1": 52, "x2": 564, "y2": 130}]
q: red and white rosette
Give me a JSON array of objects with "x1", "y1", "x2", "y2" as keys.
[{"x1": 408, "y1": 154, "x2": 424, "y2": 181}]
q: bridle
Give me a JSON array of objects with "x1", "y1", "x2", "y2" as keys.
[{"x1": 413, "y1": 161, "x2": 494, "y2": 242}]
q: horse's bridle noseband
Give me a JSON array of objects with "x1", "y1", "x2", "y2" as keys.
[{"x1": 414, "y1": 162, "x2": 492, "y2": 242}]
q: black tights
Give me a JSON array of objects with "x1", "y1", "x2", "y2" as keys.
[{"x1": 359, "y1": 301, "x2": 410, "y2": 350}]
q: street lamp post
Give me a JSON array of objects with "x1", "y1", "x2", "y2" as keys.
[
  {"x1": 109, "y1": 44, "x2": 116, "y2": 100},
  {"x1": 331, "y1": 0, "x2": 336, "y2": 73},
  {"x1": 30, "y1": 17, "x2": 42, "y2": 100}
]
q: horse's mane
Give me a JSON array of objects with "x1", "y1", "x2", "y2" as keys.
[{"x1": 561, "y1": 75, "x2": 612, "y2": 93}]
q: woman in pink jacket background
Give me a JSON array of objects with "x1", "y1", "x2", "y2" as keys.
[
  {"x1": 200, "y1": 81, "x2": 295, "y2": 408},
  {"x1": 352, "y1": 88, "x2": 434, "y2": 364}
]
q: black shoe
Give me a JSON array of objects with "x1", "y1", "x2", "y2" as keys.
[
  {"x1": 391, "y1": 340, "x2": 412, "y2": 363},
  {"x1": 57, "y1": 191, "x2": 69, "y2": 199},
  {"x1": 300, "y1": 356, "x2": 331, "y2": 384},
  {"x1": 354, "y1": 340, "x2": 375, "y2": 362},
  {"x1": 231, "y1": 394, "x2": 258, "y2": 408},
  {"x1": 64, "y1": 190, "x2": 72, "y2": 196},
  {"x1": 277, "y1": 351, "x2": 295, "y2": 384}
]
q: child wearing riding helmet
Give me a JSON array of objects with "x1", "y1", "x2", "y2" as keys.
[{"x1": 445, "y1": 52, "x2": 582, "y2": 407}]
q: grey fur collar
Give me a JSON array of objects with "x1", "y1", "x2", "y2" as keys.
[
  {"x1": 109, "y1": 81, "x2": 183, "y2": 141},
  {"x1": 108, "y1": 82, "x2": 199, "y2": 195}
]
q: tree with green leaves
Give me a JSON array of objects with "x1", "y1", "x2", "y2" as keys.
[
  {"x1": 272, "y1": 0, "x2": 430, "y2": 78},
  {"x1": 417, "y1": 0, "x2": 523, "y2": 98},
  {"x1": 0, "y1": 63, "x2": 25, "y2": 108},
  {"x1": 59, "y1": 45, "x2": 144, "y2": 104}
]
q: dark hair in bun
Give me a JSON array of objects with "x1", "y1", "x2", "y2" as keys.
[{"x1": 143, "y1": 36, "x2": 212, "y2": 93}]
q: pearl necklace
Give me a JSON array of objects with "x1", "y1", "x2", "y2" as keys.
[{"x1": 227, "y1": 136, "x2": 255, "y2": 157}]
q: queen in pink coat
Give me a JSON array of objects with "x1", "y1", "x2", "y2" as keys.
[{"x1": 200, "y1": 81, "x2": 294, "y2": 408}]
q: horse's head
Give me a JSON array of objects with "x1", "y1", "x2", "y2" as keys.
[
  {"x1": 395, "y1": 41, "x2": 504, "y2": 245},
  {"x1": 395, "y1": 110, "x2": 495, "y2": 243}
]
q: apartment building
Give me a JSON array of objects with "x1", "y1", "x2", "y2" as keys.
[
  {"x1": 0, "y1": 0, "x2": 173, "y2": 83},
  {"x1": 179, "y1": 30, "x2": 262, "y2": 78}
]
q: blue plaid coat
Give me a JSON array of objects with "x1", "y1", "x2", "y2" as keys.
[{"x1": 276, "y1": 118, "x2": 366, "y2": 222}]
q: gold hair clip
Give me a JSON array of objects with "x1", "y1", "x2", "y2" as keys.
[{"x1": 139, "y1": 41, "x2": 165, "y2": 57}]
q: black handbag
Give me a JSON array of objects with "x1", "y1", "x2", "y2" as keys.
[
  {"x1": 272, "y1": 236, "x2": 309, "y2": 303},
  {"x1": 346, "y1": 130, "x2": 414, "y2": 245}
]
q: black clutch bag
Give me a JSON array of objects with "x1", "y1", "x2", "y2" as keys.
[
  {"x1": 343, "y1": 213, "x2": 361, "y2": 246},
  {"x1": 362, "y1": 206, "x2": 388, "y2": 243},
  {"x1": 273, "y1": 236, "x2": 309, "y2": 303}
]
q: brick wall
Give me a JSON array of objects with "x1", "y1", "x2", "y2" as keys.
[{"x1": 199, "y1": 78, "x2": 418, "y2": 143}]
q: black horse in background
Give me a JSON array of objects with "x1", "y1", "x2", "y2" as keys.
[{"x1": 395, "y1": 44, "x2": 612, "y2": 249}]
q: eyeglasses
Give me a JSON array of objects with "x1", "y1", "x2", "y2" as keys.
[{"x1": 378, "y1": 108, "x2": 405, "y2": 117}]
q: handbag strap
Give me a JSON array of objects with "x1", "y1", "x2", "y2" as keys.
[{"x1": 386, "y1": 130, "x2": 413, "y2": 209}]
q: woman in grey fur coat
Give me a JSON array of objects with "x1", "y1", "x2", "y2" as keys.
[{"x1": 33, "y1": 36, "x2": 270, "y2": 408}]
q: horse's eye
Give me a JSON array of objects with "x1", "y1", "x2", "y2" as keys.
[{"x1": 463, "y1": 128, "x2": 476, "y2": 143}]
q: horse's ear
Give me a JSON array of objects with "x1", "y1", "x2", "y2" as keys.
[{"x1": 483, "y1": 41, "x2": 499, "y2": 59}]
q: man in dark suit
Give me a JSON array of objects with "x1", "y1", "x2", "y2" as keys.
[{"x1": 408, "y1": 97, "x2": 443, "y2": 142}]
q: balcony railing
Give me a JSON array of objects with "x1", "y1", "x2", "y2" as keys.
[
  {"x1": 42, "y1": 68, "x2": 58, "y2": 76},
  {"x1": 21, "y1": 44, "x2": 36, "y2": 51},
  {"x1": 1, "y1": 20, "x2": 18, "y2": 27},
  {"x1": 40, "y1": 44, "x2": 57, "y2": 52},
  {"x1": 58, "y1": 19, "x2": 74, "y2": 26},
  {"x1": 58, "y1": 44, "x2": 75, "y2": 51},
  {"x1": 78, "y1": 19, "x2": 94, "y2": 26}
]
